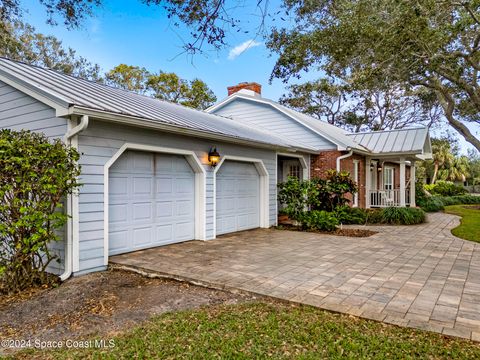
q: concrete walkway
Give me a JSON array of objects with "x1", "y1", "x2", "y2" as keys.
[{"x1": 110, "y1": 212, "x2": 480, "y2": 341}]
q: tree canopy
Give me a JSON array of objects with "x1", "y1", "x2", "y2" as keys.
[
  {"x1": 268, "y1": 0, "x2": 480, "y2": 151},
  {"x1": 106, "y1": 64, "x2": 217, "y2": 110}
]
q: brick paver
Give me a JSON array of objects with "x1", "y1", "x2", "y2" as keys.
[{"x1": 110, "y1": 212, "x2": 480, "y2": 340}]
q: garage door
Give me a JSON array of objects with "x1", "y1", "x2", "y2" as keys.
[
  {"x1": 216, "y1": 161, "x2": 260, "y2": 235},
  {"x1": 109, "y1": 150, "x2": 195, "y2": 255}
]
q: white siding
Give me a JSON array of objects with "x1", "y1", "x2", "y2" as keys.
[
  {"x1": 76, "y1": 120, "x2": 283, "y2": 273},
  {"x1": 0, "y1": 80, "x2": 68, "y2": 274},
  {"x1": 213, "y1": 98, "x2": 336, "y2": 150}
]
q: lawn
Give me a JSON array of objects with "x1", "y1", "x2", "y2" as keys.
[
  {"x1": 15, "y1": 301, "x2": 480, "y2": 359},
  {"x1": 444, "y1": 205, "x2": 480, "y2": 242}
]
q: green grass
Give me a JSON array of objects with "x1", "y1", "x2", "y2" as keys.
[
  {"x1": 15, "y1": 302, "x2": 480, "y2": 359},
  {"x1": 445, "y1": 205, "x2": 480, "y2": 242}
]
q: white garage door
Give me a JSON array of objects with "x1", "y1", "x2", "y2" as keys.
[
  {"x1": 109, "y1": 151, "x2": 195, "y2": 256},
  {"x1": 216, "y1": 161, "x2": 260, "y2": 235}
]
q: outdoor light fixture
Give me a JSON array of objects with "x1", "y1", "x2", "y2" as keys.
[
  {"x1": 377, "y1": 162, "x2": 383, "y2": 172},
  {"x1": 208, "y1": 147, "x2": 220, "y2": 167}
]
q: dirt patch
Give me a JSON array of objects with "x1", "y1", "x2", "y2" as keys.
[
  {"x1": 276, "y1": 224, "x2": 377, "y2": 237},
  {"x1": 0, "y1": 269, "x2": 257, "y2": 354}
]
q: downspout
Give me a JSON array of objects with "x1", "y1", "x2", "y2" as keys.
[
  {"x1": 60, "y1": 115, "x2": 89, "y2": 281},
  {"x1": 336, "y1": 149, "x2": 353, "y2": 172}
]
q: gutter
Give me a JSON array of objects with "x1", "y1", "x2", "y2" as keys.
[
  {"x1": 336, "y1": 149, "x2": 354, "y2": 172},
  {"x1": 60, "y1": 115, "x2": 89, "y2": 281}
]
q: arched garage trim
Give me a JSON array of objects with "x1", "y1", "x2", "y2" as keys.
[
  {"x1": 213, "y1": 155, "x2": 270, "y2": 237},
  {"x1": 103, "y1": 143, "x2": 206, "y2": 265}
]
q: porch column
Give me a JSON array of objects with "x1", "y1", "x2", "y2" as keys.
[
  {"x1": 399, "y1": 157, "x2": 406, "y2": 207},
  {"x1": 410, "y1": 161, "x2": 416, "y2": 207},
  {"x1": 365, "y1": 157, "x2": 371, "y2": 208}
]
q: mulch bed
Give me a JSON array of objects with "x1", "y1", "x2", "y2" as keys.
[
  {"x1": 276, "y1": 224, "x2": 377, "y2": 237},
  {"x1": 464, "y1": 205, "x2": 480, "y2": 210}
]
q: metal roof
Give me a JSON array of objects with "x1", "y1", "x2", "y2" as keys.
[
  {"x1": 0, "y1": 58, "x2": 316, "y2": 152},
  {"x1": 347, "y1": 127, "x2": 431, "y2": 155},
  {"x1": 208, "y1": 91, "x2": 369, "y2": 152}
]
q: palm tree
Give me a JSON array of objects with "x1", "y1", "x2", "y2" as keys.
[
  {"x1": 438, "y1": 156, "x2": 470, "y2": 183},
  {"x1": 431, "y1": 139, "x2": 454, "y2": 184}
]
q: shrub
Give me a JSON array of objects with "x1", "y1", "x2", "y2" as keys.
[
  {"x1": 365, "y1": 209, "x2": 384, "y2": 224},
  {"x1": 277, "y1": 177, "x2": 320, "y2": 220},
  {"x1": 297, "y1": 210, "x2": 339, "y2": 232},
  {"x1": 0, "y1": 129, "x2": 80, "y2": 294},
  {"x1": 418, "y1": 196, "x2": 445, "y2": 212},
  {"x1": 380, "y1": 207, "x2": 426, "y2": 225},
  {"x1": 312, "y1": 170, "x2": 358, "y2": 211},
  {"x1": 424, "y1": 181, "x2": 466, "y2": 196},
  {"x1": 334, "y1": 205, "x2": 367, "y2": 225}
]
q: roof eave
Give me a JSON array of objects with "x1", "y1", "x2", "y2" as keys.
[{"x1": 70, "y1": 106, "x2": 317, "y2": 154}]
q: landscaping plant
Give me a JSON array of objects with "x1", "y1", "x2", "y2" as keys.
[
  {"x1": 312, "y1": 170, "x2": 358, "y2": 212},
  {"x1": 0, "y1": 129, "x2": 81, "y2": 294},
  {"x1": 380, "y1": 207, "x2": 426, "y2": 225},
  {"x1": 424, "y1": 181, "x2": 466, "y2": 197},
  {"x1": 297, "y1": 210, "x2": 339, "y2": 232},
  {"x1": 277, "y1": 176, "x2": 320, "y2": 220}
]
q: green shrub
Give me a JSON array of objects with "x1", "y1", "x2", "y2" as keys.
[
  {"x1": 334, "y1": 205, "x2": 367, "y2": 225},
  {"x1": 418, "y1": 196, "x2": 445, "y2": 212},
  {"x1": 424, "y1": 181, "x2": 466, "y2": 196},
  {"x1": 0, "y1": 129, "x2": 81, "y2": 294},
  {"x1": 365, "y1": 209, "x2": 384, "y2": 224},
  {"x1": 277, "y1": 177, "x2": 320, "y2": 220},
  {"x1": 380, "y1": 207, "x2": 426, "y2": 225},
  {"x1": 311, "y1": 170, "x2": 358, "y2": 211},
  {"x1": 297, "y1": 210, "x2": 339, "y2": 232}
]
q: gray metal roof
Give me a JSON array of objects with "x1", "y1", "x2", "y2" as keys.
[
  {"x1": 347, "y1": 127, "x2": 431, "y2": 155},
  {"x1": 209, "y1": 91, "x2": 369, "y2": 152},
  {"x1": 0, "y1": 58, "x2": 316, "y2": 151}
]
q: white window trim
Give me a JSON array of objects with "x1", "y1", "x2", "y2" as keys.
[
  {"x1": 276, "y1": 152, "x2": 309, "y2": 180},
  {"x1": 353, "y1": 159, "x2": 359, "y2": 207},
  {"x1": 213, "y1": 155, "x2": 270, "y2": 238},
  {"x1": 103, "y1": 143, "x2": 207, "y2": 266}
]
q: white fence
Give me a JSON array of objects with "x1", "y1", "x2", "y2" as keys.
[{"x1": 368, "y1": 189, "x2": 410, "y2": 207}]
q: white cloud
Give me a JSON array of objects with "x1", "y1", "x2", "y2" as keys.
[{"x1": 228, "y1": 39, "x2": 262, "y2": 60}]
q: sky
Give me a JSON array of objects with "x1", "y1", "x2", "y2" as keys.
[
  {"x1": 16, "y1": 0, "x2": 480, "y2": 154},
  {"x1": 21, "y1": 0, "x2": 295, "y2": 101}
]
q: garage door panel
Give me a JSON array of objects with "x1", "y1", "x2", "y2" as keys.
[
  {"x1": 216, "y1": 161, "x2": 260, "y2": 235},
  {"x1": 109, "y1": 151, "x2": 195, "y2": 256}
]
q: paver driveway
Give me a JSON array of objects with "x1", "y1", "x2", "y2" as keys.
[{"x1": 110, "y1": 212, "x2": 480, "y2": 340}]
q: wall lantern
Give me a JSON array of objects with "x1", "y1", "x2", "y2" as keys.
[
  {"x1": 377, "y1": 162, "x2": 383, "y2": 172},
  {"x1": 208, "y1": 147, "x2": 220, "y2": 167}
]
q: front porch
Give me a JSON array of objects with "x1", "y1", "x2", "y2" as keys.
[{"x1": 366, "y1": 157, "x2": 416, "y2": 208}]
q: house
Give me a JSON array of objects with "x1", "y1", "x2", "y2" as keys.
[
  {"x1": 0, "y1": 59, "x2": 432, "y2": 278},
  {"x1": 208, "y1": 82, "x2": 433, "y2": 209}
]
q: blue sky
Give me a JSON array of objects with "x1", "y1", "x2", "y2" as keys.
[
  {"x1": 17, "y1": 0, "x2": 480, "y2": 154},
  {"x1": 21, "y1": 0, "x2": 295, "y2": 101}
]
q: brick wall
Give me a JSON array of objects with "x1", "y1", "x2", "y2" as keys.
[{"x1": 310, "y1": 151, "x2": 366, "y2": 208}]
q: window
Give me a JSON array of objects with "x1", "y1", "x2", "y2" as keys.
[
  {"x1": 384, "y1": 167, "x2": 394, "y2": 190},
  {"x1": 288, "y1": 165, "x2": 301, "y2": 179}
]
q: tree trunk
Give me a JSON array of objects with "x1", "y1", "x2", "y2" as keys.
[{"x1": 432, "y1": 163, "x2": 439, "y2": 184}]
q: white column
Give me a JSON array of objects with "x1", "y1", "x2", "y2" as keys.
[
  {"x1": 365, "y1": 157, "x2": 371, "y2": 208},
  {"x1": 410, "y1": 161, "x2": 416, "y2": 207},
  {"x1": 399, "y1": 157, "x2": 406, "y2": 207}
]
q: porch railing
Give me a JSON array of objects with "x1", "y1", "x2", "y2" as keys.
[{"x1": 368, "y1": 189, "x2": 410, "y2": 207}]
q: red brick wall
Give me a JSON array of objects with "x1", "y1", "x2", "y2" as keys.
[{"x1": 310, "y1": 151, "x2": 366, "y2": 208}]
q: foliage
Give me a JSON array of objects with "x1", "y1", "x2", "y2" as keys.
[
  {"x1": 0, "y1": 20, "x2": 102, "y2": 81},
  {"x1": 334, "y1": 205, "x2": 367, "y2": 225},
  {"x1": 105, "y1": 64, "x2": 217, "y2": 110},
  {"x1": 0, "y1": 130, "x2": 81, "y2": 294},
  {"x1": 311, "y1": 170, "x2": 357, "y2": 212},
  {"x1": 268, "y1": 0, "x2": 480, "y2": 152},
  {"x1": 105, "y1": 64, "x2": 149, "y2": 93},
  {"x1": 147, "y1": 73, "x2": 217, "y2": 110},
  {"x1": 277, "y1": 177, "x2": 320, "y2": 220},
  {"x1": 297, "y1": 210, "x2": 339, "y2": 232},
  {"x1": 444, "y1": 205, "x2": 480, "y2": 243},
  {"x1": 380, "y1": 207, "x2": 426, "y2": 225},
  {"x1": 417, "y1": 197, "x2": 445, "y2": 213},
  {"x1": 280, "y1": 80, "x2": 440, "y2": 132},
  {"x1": 424, "y1": 181, "x2": 467, "y2": 197},
  {"x1": 365, "y1": 209, "x2": 384, "y2": 224}
]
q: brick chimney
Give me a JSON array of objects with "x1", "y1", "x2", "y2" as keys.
[{"x1": 227, "y1": 82, "x2": 261, "y2": 96}]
